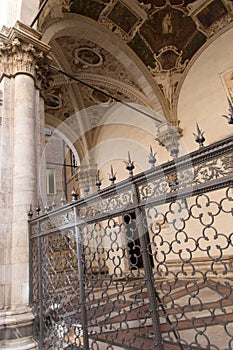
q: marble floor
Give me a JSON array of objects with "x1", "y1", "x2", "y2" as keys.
[{"x1": 44, "y1": 276, "x2": 233, "y2": 349}]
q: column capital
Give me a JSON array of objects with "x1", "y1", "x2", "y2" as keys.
[
  {"x1": 0, "y1": 21, "x2": 52, "y2": 89},
  {"x1": 78, "y1": 162, "x2": 98, "y2": 197},
  {"x1": 155, "y1": 121, "x2": 182, "y2": 152}
]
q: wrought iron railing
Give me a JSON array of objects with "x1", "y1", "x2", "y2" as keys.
[{"x1": 29, "y1": 135, "x2": 233, "y2": 350}]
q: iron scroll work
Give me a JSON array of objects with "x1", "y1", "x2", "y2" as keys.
[{"x1": 29, "y1": 136, "x2": 233, "y2": 350}]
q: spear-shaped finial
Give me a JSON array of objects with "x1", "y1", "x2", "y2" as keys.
[
  {"x1": 124, "y1": 151, "x2": 135, "y2": 178},
  {"x1": 51, "y1": 198, "x2": 56, "y2": 210},
  {"x1": 109, "y1": 165, "x2": 116, "y2": 185},
  {"x1": 96, "y1": 170, "x2": 102, "y2": 191},
  {"x1": 35, "y1": 200, "x2": 41, "y2": 216},
  {"x1": 60, "y1": 192, "x2": 66, "y2": 206},
  {"x1": 27, "y1": 204, "x2": 33, "y2": 219},
  {"x1": 193, "y1": 122, "x2": 205, "y2": 148},
  {"x1": 148, "y1": 145, "x2": 157, "y2": 167},
  {"x1": 44, "y1": 201, "x2": 49, "y2": 213},
  {"x1": 170, "y1": 135, "x2": 179, "y2": 159},
  {"x1": 71, "y1": 187, "x2": 78, "y2": 202},
  {"x1": 222, "y1": 97, "x2": 233, "y2": 124}
]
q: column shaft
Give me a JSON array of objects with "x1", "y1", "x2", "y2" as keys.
[{"x1": 11, "y1": 74, "x2": 37, "y2": 306}]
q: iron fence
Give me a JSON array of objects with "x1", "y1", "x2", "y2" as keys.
[{"x1": 29, "y1": 135, "x2": 233, "y2": 349}]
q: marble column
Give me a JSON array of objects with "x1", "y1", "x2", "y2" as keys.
[{"x1": 0, "y1": 22, "x2": 51, "y2": 349}]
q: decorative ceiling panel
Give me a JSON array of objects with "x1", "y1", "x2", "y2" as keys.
[
  {"x1": 44, "y1": 83, "x2": 75, "y2": 120},
  {"x1": 55, "y1": 37, "x2": 142, "y2": 91},
  {"x1": 65, "y1": 0, "x2": 233, "y2": 67},
  {"x1": 69, "y1": 0, "x2": 107, "y2": 20}
]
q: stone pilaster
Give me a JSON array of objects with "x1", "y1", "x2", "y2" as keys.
[
  {"x1": 78, "y1": 161, "x2": 98, "y2": 198},
  {"x1": 0, "y1": 21, "x2": 51, "y2": 349}
]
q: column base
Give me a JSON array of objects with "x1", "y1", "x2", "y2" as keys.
[{"x1": 0, "y1": 307, "x2": 38, "y2": 349}]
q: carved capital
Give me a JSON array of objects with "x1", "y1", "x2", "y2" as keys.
[
  {"x1": 155, "y1": 121, "x2": 182, "y2": 152},
  {"x1": 0, "y1": 22, "x2": 51, "y2": 90},
  {"x1": 78, "y1": 162, "x2": 98, "y2": 196}
]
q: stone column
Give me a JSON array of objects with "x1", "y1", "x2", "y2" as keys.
[{"x1": 0, "y1": 22, "x2": 51, "y2": 349}]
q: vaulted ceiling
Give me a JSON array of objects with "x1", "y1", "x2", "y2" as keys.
[{"x1": 38, "y1": 0, "x2": 233, "y2": 156}]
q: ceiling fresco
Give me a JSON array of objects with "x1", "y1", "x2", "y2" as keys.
[
  {"x1": 48, "y1": 36, "x2": 148, "y2": 113},
  {"x1": 55, "y1": 37, "x2": 142, "y2": 91},
  {"x1": 39, "y1": 0, "x2": 233, "y2": 137}
]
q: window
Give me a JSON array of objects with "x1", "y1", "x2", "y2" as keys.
[
  {"x1": 70, "y1": 150, "x2": 77, "y2": 176},
  {"x1": 46, "y1": 168, "x2": 56, "y2": 194}
]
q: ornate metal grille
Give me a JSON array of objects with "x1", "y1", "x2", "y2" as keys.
[{"x1": 29, "y1": 136, "x2": 233, "y2": 349}]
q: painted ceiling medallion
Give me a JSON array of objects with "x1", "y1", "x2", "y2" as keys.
[
  {"x1": 150, "y1": 46, "x2": 188, "y2": 73},
  {"x1": 90, "y1": 89, "x2": 112, "y2": 105},
  {"x1": 73, "y1": 47, "x2": 103, "y2": 67},
  {"x1": 44, "y1": 93, "x2": 62, "y2": 109}
]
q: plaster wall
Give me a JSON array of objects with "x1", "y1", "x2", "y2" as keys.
[
  {"x1": 178, "y1": 27, "x2": 233, "y2": 152},
  {"x1": 91, "y1": 103, "x2": 171, "y2": 186}
]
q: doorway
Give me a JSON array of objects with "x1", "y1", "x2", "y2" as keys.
[{"x1": 124, "y1": 212, "x2": 154, "y2": 270}]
